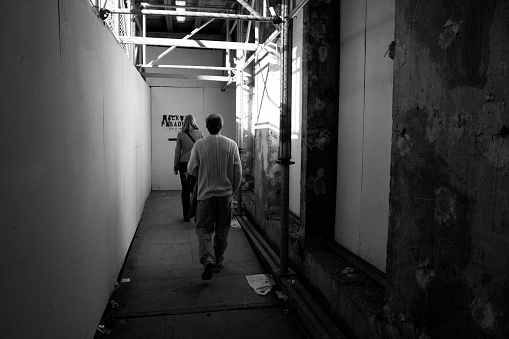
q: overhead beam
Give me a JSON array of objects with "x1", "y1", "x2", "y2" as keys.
[
  {"x1": 109, "y1": 8, "x2": 273, "y2": 21},
  {"x1": 148, "y1": 32, "x2": 224, "y2": 40},
  {"x1": 118, "y1": 36, "x2": 259, "y2": 50},
  {"x1": 142, "y1": 73, "x2": 231, "y2": 81},
  {"x1": 236, "y1": 0, "x2": 261, "y2": 17},
  {"x1": 147, "y1": 15, "x2": 217, "y2": 66},
  {"x1": 141, "y1": 3, "x2": 234, "y2": 12},
  {"x1": 140, "y1": 64, "x2": 234, "y2": 71}
]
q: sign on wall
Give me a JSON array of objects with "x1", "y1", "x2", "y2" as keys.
[{"x1": 161, "y1": 115, "x2": 184, "y2": 133}]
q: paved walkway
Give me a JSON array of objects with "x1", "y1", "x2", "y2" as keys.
[{"x1": 97, "y1": 190, "x2": 307, "y2": 338}]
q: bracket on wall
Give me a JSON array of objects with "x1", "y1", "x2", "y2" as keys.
[{"x1": 99, "y1": 8, "x2": 110, "y2": 20}]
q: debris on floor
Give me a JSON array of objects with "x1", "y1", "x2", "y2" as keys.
[
  {"x1": 341, "y1": 267, "x2": 356, "y2": 278},
  {"x1": 341, "y1": 267, "x2": 354, "y2": 274},
  {"x1": 97, "y1": 324, "x2": 111, "y2": 335},
  {"x1": 275, "y1": 290, "x2": 288, "y2": 301},
  {"x1": 231, "y1": 219, "x2": 241, "y2": 228},
  {"x1": 121, "y1": 278, "x2": 130, "y2": 283},
  {"x1": 245, "y1": 274, "x2": 276, "y2": 295}
]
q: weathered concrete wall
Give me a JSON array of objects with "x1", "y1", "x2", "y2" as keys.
[
  {"x1": 301, "y1": 1, "x2": 340, "y2": 242},
  {"x1": 250, "y1": 127, "x2": 281, "y2": 229},
  {"x1": 386, "y1": 0, "x2": 509, "y2": 337}
]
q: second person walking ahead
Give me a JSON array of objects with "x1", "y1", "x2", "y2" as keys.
[
  {"x1": 187, "y1": 114, "x2": 242, "y2": 280},
  {"x1": 174, "y1": 115, "x2": 203, "y2": 222}
]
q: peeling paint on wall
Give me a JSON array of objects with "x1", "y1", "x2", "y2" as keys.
[
  {"x1": 306, "y1": 168, "x2": 327, "y2": 196},
  {"x1": 447, "y1": 111, "x2": 467, "y2": 146},
  {"x1": 426, "y1": 108, "x2": 442, "y2": 143},
  {"x1": 318, "y1": 43, "x2": 329, "y2": 62},
  {"x1": 307, "y1": 128, "x2": 331, "y2": 150},
  {"x1": 484, "y1": 137, "x2": 509, "y2": 170},
  {"x1": 396, "y1": 132, "x2": 412, "y2": 156},
  {"x1": 434, "y1": 187, "x2": 457, "y2": 225},
  {"x1": 438, "y1": 19, "x2": 462, "y2": 50},
  {"x1": 470, "y1": 296, "x2": 496, "y2": 330},
  {"x1": 415, "y1": 259, "x2": 436, "y2": 290}
]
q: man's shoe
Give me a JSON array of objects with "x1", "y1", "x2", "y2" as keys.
[
  {"x1": 201, "y1": 263, "x2": 214, "y2": 280},
  {"x1": 213, "y1": 262, "x2": 224, "y2": 273}
]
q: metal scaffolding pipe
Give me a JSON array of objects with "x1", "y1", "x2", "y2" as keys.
[
  {"x1": 221, "y1": 29, "x2": 279, "y2": 90},
  {"x1": 142, "y1": 73, "x2": 231, "y2": 81},
  {"x1": 118, "y1": 36, "x2": 258, "y2": 51},
  {"x1": 289, "y1": 0, "x2": 310, "y2": 18},
  {"x1": 236, "y1": 0, "x2": 261, "y2": 17},
  {"x1": 140, "y1": 64, "x2": 234, "y2": 71},
  {"x1": 147, "y1": 16, "x2": 217, "y2": 65},
  {"x1": 108, "y1": 8, "x2": 273, "y2": 21},
  {"x1": 278, "y1": 0, "x2": 293, "y2": 275},
  {"x1": 236, "y1": 12, "x2": 245, "y2": 216},
  {"x1": 142, "y1": 14, "x2": 147, "y2": 65},
  {"x1": 141, "y1": 3, "x2": 234, "y2": 12}
]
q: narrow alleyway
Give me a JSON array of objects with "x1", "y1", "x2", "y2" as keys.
[{"x1": 96, "y1": 190, "x2": 307, "y2": 338}]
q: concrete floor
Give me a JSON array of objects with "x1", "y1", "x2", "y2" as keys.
[{"x1": 97, "y1": 190, "x2": 307, "y2": 339}]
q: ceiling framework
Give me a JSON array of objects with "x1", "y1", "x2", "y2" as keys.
[
  {"x1": 102, "y1": 1, "x2": 308, "y2": 86},
  {"x1": 102, "y1": 0, "x2": 280, "y2": 87}
]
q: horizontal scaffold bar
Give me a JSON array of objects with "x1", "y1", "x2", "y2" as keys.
[
  {"x1": 109, "y1": 8, "x2": 273, "y2": 21},
  {"x1": 118, "y1": 36, "x2": 258, "y2": 51},
  {"x1": 140, "y1": 65, "x2": 234, "y2": 71},
  {"x1": 142, "y1": 73, "x2": 231, "y2": 82}
]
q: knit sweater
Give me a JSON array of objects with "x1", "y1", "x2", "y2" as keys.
[{"x1": 187, "y1": 134, "x2": 242, "y2": 201}]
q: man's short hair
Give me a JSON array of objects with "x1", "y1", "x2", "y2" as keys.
[{"x1": 206, "y1": 114, "x2": 223, "y2": 134}]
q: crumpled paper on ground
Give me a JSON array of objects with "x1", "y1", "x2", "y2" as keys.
[
  {"x1": 245, "y1": 274, "x2": 276, "y2": 295},
  {"x1": 231, "y1": 219, "x2": 241, "y2": 228}
]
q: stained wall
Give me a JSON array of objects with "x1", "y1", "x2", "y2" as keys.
[{"x1": 386, "y1": 0, "x2": 509, "y2": 337}]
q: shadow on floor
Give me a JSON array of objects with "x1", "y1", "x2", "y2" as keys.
[{"x1": 96, "y1": 190, "x2": 307, "y2": 339}]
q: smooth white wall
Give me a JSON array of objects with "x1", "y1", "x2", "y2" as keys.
[
  {"x1": 336, "y1": 0, "x2": 394, "y2": 272},
  {"x1": 0, "y1": 1, "x2": 151, "y2": 338},
  {"x1": 148, "y1": 47, "x2": 236, "y2": 190}
]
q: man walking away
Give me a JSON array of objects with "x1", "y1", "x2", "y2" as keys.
[{"x1": 187, "y1": 114, "x2": 242, "y2": 280}]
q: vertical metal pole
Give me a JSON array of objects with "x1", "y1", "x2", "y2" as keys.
[
  {"x1": 278, "y1": 0, "x2": 292, "y2": 274},
  {"x1": 236, "y1": 16, "x2": 244, "y2": 215},
  {"x1": 226, "y1": 20, "x2": 231, "y2": 79},
  {"x1": 142, "y1": 14, "x2": 147, "y2": 65}
]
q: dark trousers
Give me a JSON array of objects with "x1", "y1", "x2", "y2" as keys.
[
  {"x1": 195, "y1": 195, "x2": 233, "y2": 267},
  {"x1": 179, "y1": 162, "x2": 191, "y2": 220}
]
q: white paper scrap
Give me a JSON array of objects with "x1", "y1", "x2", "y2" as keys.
[{"x1": 245, "y1": 274, "x2": 276, "y2": 295}]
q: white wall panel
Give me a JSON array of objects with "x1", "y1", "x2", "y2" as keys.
[
  {"x1": 151, "y1": 84, "x2": 236, "y2": 191},
  {"x1": 360, "y1": 0, "x2": 394, "y2": 271},
  {"x1": 335, "y1": 0, "x2": 394, "y2": 272},
  {"x1": 0, "y1": 0, "x2": 151, "y2": 337},
  {"x1": 336, "y1": 0, "x2": 366, "y2": 251}
]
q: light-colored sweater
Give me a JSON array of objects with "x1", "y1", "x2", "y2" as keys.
[{"x1": 187, "y1": 134, "x2": 242, "y2": 201}]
